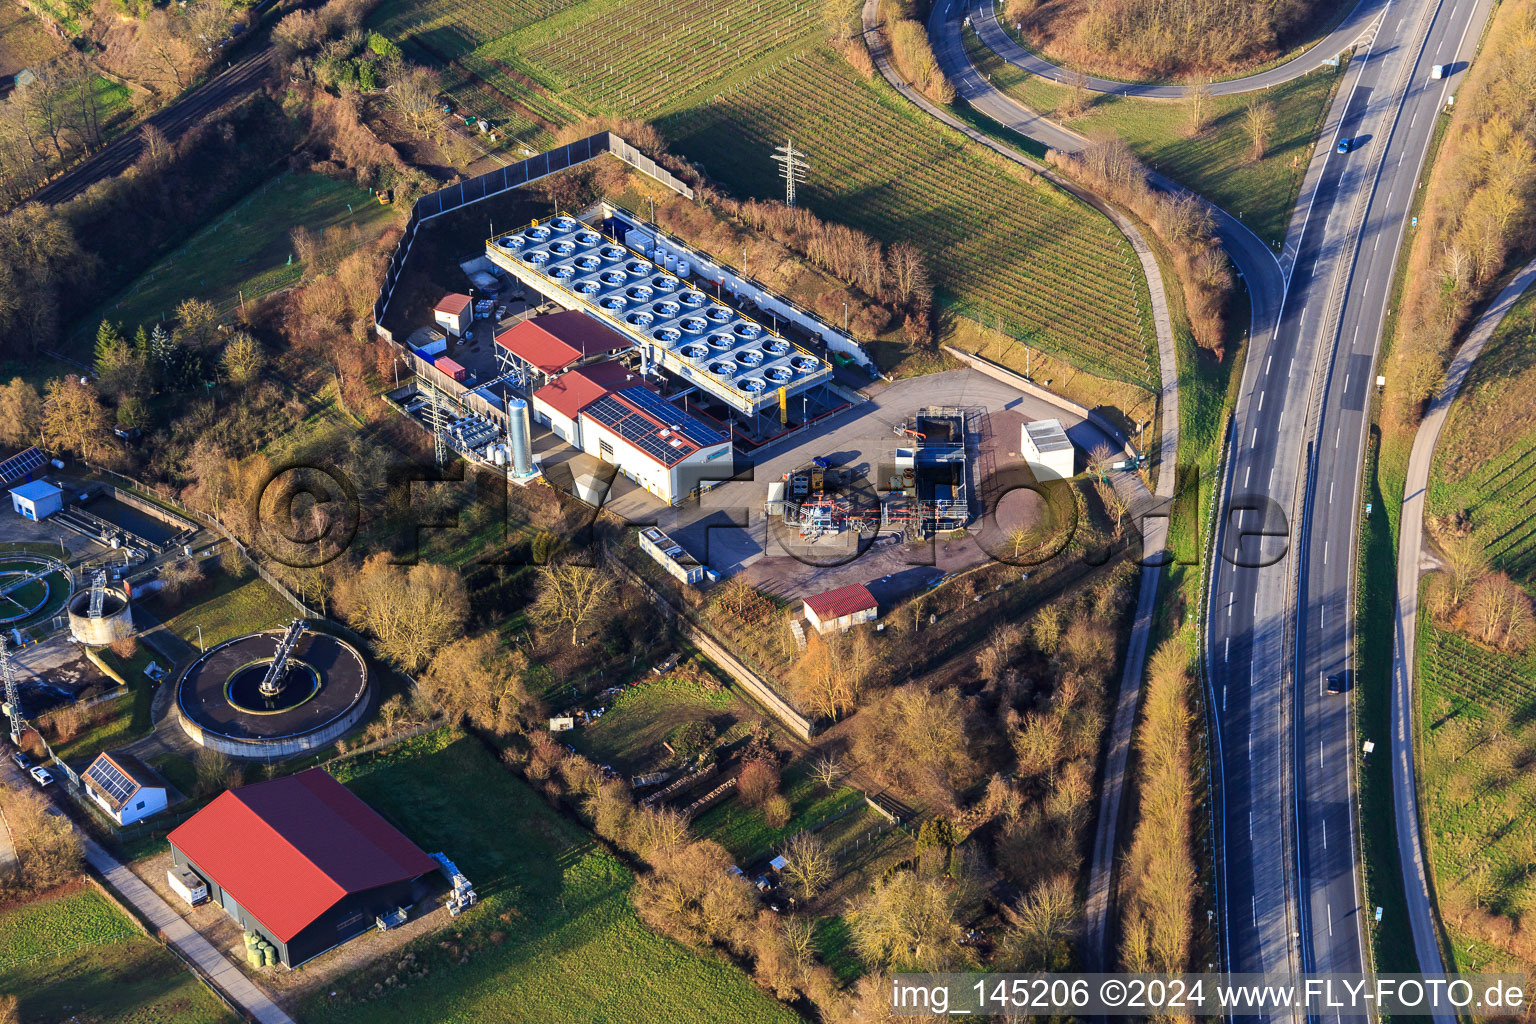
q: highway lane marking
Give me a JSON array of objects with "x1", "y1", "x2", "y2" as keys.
[
  {"x1": 1228, "y1": 593, "x2": 1234, "y2": 617},
  {"x1": 1270, "y1": 467, "x2": 1276, "y2": 487},
  {"x1": 1336, "y1": 426, "x2": 1342, "y2": 448},
  {"x1": 1266, "y1": 355, "x2": 1273, "y2": 373},
  {"x1": 1252, "y1": 896, "x2": 1258, "y2": 927},
  {"x1": 1225, "y1": 637, "x2": 1230, "y2": 662},
  {"x1": 1252, "y1": 428, "x2": 1258, "y2": 446},
  {"x1": 1245, "y1": 467, "x2": 1251, "y2": 486},
  {"x1": 1330, "y1": 481, "x2": 1335, "y2": 502},
  {"x1": 1258, "y1": 391, "x2": 1265, "y2": 410},
  {"x1": 1323, "y1": 819, "x2": 1328, "y2": 850},
  {"x1": 1324, "y1": 541, "x2": 1328, "y2": 565},
  {"x1": 1249, "y1": 812, "x2": 1253, "y2": 838},
  {"x1": 1249, "y1": 731, "x2": 1253, "y2": 760},
  {"x1": 1328, "y1": 902, "x2": 1333, "y2": 937},
  {"x1": 1344, "y1": 373, "x2": 1350, "y2": 393}
]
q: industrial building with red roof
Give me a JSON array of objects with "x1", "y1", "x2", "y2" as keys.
[
  {"x1": 495, "y1": 310, "x2": 630, "y2": 381},
  {"x1": 167, "y1": 768, "x2": 437, "y2": 967}
]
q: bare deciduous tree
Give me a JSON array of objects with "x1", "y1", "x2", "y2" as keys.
[
  {"x1": 778, "y1": 831, "x2": 835, "y2": 901},
  {"x1": 1243, "y1": 96, "x2": 1277, "y2": 161},
  {"x1": 532, "y1": 562, "x2": 615, "y2": 645}
]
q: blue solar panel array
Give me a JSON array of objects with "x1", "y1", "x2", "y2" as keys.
[
  {"x1": 0, "y1": 447, "x2": 47, "y2": 484},
  {"x1": 584, "y1": 387, "x2": 727, "y2": 467},
  {"x1": 86, "y1": 756, "x2": 138, "y2": 805}
]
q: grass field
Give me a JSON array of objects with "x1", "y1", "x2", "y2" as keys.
[
  {"x1": 0, "y1": 0, "x2": 64, "y2": 77},
  {"x1": 963, "y1": 26, "x2": 1342, "y2": 246},
  {"x1": 570, "y1": 675, "x2": 742, "y2": 774},
  {"x1": 691, "y1": 765, "x2": 864, "y2": 866},
  {"x1": 303, "y1": 728, "x2": 799, "y2": 1024},
  {"x1": 154, "y1": 568, "x2": 298, "y2": 650},
  {"x1": 76, "y1": 173, "x2": 396, "y2": 350},
  {"x1": 0, "y1": 885, "x2": 235, "y2": 1023}
]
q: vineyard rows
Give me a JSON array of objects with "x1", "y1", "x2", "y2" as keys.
[
  {"x1": 664, "y1": 50, "x2": 1154, "y2": 384},
  {"x1": 520, "y1": 0, "x2": 822, "y2": 115},
  {"x1": 1420, "y1": 623, "x2": 1536, "y2": 718},
  {"x1": 372, "y1": 0, "x2": 586, "y2": 54}
]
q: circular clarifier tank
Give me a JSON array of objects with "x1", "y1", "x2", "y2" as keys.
[{"x1": 175, "y1": 627, "x2": 372, "y2": 759}]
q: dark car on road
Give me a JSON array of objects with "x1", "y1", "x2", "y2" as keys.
[
  {"x1": 1326, "y1": 673, "x2": 1347, "y2": 695},
  {"x1": 1336, "y1": 137, "x2": 1352, "y2": 154},
  {"x1": 10, "y1": 750, "x2": 30, "y2": 771}
]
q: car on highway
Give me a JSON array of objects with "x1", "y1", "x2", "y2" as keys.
[
  {"x1": 9, "y1": 750, "x2": 30, "y2": 771},
  {"x1": 1336, "y1": 137, "x2": 1352, "y2": 154},
  {"x1": 1431, "y1": 64, "x2": 1445, "y2": 79},
  {"x1": 1326, "y1": 673, "x2": 1347, "y2": 695},
  {"x1": 28, "y1": 765, "x2": 53, "y2": 787}
]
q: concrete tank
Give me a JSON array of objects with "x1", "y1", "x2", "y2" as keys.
[
  {"x1": 508, "y1": 397, "x2": 533, "y2": 477},
  {"x1": 68, "y1": 587, "x2": 134, "y2": 645}
]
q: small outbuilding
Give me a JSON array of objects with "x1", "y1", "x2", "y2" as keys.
[
  {"x1": 9, "y1": 479, "x2": 62, "y2": 521},
  {"x1": 1021, "y1": 419, "x2": 1075, "y2": 482},
  {"x1": 82, "y1": 751, "x2": 168, "y2": 826},
  {"x1": 433, "y1": 293, "x2": 474, "y2": 338},
  {"x1": 802, "y1": 583, "x2": 878, "y2": 635},
  {"x1": 639, "y1": 527, "x2": 705, "y2": 585},
  {"x1": 167, "y1": 768, "x2": 437, "y2": 968}
]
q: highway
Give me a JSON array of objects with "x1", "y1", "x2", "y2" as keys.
[{"x1": 936, "y1": 0, "x2": 1495, "y2": 999}]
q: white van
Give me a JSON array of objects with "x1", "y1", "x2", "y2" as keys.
[{"x1": 1431, "y1": 64, "x2": 1445, "y2": 80}]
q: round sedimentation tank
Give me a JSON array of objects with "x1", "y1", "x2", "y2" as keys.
[
  {"x1": 68, "y1": 585, "x2": 133, "y2": 644},
  {"x1": 175, "y1": 622, "x2": 371, "y2": 758}
]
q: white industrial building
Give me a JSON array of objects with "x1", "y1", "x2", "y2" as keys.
[
  {"x1": 532, "y1": 362, "x2": 732, "y2": 506},
  {"x1": 639, "y1": 527, "x2": 706, "y2": 584},
  {"x1": 83, "y1": 751, "x2": 168, "y2": 826},
  {"x1": 433, "y1": 293, "x2": 473, "y2": 338},
  {"x1": 1021, "y1": 419, "x2": 1075, "y2": 482},
  {"x1": 9, "y1": 479, "x2": 62, "y2": 521}
]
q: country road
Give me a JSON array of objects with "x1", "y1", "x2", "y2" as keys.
[{"x1": 972, "y1": 0, "x2": 1386, "y2": 97}]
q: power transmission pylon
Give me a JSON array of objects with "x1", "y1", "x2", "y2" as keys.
[{"x1": 772, "y1": 139, "x2": 809, "y2": 208}]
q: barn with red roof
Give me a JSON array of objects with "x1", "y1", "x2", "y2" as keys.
[{"x1": 167, "y1": 768, "x2": 437, "y2": 967}]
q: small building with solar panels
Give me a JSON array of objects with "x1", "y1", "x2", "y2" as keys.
[
  {"x1": 82, "y1": 750, "x2": 167, "y2": 825},
  {"x1": 533, "y1": 361, "x2": 732, "y2": 505}
]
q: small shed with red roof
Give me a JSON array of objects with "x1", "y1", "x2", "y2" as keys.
[
  {"x1": 167, "y1": 768, "x2": 437, "y2": 967},
  {"x1": 802, "y1": 583, "x2": 878, "y2": 634},
  {"x1": 433, "y1": 293, "x2": 473, "y2": 337}
]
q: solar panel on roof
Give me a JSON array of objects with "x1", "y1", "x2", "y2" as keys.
[
  {"x1": 614, "y1": 387, "x2": 726, "y2": 446},
  {"x1": 86, "y1": 757, "x2": 137, "y2": 804},
  {"x1": 0, "y1": 448, "x2": 47, "y2": 483}
]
